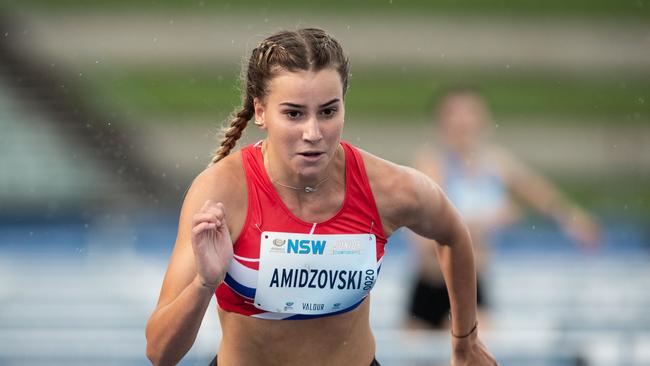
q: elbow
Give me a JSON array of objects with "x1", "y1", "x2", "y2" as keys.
[
  {"x1": 146, "y1": 333, "x2": 184, "y2": 366},
  {"x1": 146, "y1": 343, "x2": 176, "y2": 366},
  {"x1": 146, "y1": 340, "x2": 162, "y2": 366},
  {"x1": 145, "y1": 323, "x2": 167, "y2": 366}
]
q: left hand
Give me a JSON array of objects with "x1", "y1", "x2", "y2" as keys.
[{"x1": 451, "y1": 331, "x2": 498, "y2": 366}]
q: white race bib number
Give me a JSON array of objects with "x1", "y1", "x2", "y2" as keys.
[{"x1": 254, "y1": 231, "x2": 377, "y2": 315}]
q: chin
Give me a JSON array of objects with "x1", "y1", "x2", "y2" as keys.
[
  {"x1": 294, "y1": 159, "x2": 328, "y2": 177},
  {"x1": 296, "y1": 165, "x2": 326, "y2": 178}
]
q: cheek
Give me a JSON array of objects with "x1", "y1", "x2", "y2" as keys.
[
  {"x1": 268, "y1": 123, "x2": 299, "y2": 147},
  {"x1": 325, "y1": 118, "x2": 345, "y2": 136}
]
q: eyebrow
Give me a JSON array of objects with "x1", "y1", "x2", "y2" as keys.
[{"x1": 279, "y1": 98, "x2": 340, "y2": 109}]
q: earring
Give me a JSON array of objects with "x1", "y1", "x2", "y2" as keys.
[{"x1": 254, "y1": 120, "x2": 262, "y2": 126}]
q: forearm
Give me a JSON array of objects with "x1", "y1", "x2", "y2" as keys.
[
  {"x1": 435, "y1": 224, "x2": 478, "y2": 337},
  {"x1": 146, "y1": 275, "x2": 217, "y2": 365}
]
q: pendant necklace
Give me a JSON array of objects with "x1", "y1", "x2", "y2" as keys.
[{"x1": 273, "y1": 176, "x2": 329, "y2": 193}]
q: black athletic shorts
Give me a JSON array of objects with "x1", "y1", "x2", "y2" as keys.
[
  {"x1": 208, "y1": 355, "x2": 381, "y2": 365},
  {"x1": 408, "y1": 276, "x2": 486, "y2": 328}
]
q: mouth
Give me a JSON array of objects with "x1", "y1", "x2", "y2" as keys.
[{"x1": 297, "y1": 151, "x2": 325, "y2": 161}]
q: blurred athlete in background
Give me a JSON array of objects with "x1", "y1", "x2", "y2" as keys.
[{"x1": 407, "y1": 88, "x2": 600, "y2": 330}]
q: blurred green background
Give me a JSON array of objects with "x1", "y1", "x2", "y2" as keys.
[{"x1": 2, "y1": 0, "x2": 647, "y2": 219}]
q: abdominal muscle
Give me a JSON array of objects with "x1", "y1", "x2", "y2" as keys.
[{"x1": 215, "y1": 297, "x2": 375, "y2": 366}]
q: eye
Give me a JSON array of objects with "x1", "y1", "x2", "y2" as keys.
[
  {"x1": 320, "y1": 108, "x2": 338, "y2": 118},
  {"x1": 284, "y1": 110, "x2": 302, "y2": 120}
]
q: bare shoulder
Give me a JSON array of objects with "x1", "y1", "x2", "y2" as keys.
[
  {"x1": 357, "y1": 148, "x2": 441, "y2": 236},
  {"x1": 412, "y1": 144, "x2": 443, "y2": 183},
  {"x1": 185, "y1": 151, "x2": 247, "y2": 235}
]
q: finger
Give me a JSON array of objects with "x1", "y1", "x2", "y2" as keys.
[
  {"x1": 215, "y1": 202, "x2": 226, "y2": 217},
  {"x1": 200, "y1": 199, "x2": 225, "y2": 211},
  {"x1": 191, "y1": 221, "x2": 217, "y2": 236},
  {"x1": 192, "y1": 212, "x2": 224, "y2": 226}
]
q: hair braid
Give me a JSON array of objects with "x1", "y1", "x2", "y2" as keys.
[{"x1": 210, "y1": 97, "x2": 253, "y2": 165}]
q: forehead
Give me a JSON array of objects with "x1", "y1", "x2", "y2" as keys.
[
  {"x1": 441, "y1": 94, "x2": 485, "y2": 114},
  {"x1": 265, "y1": 68, "x2": 343, "y2": 105}
]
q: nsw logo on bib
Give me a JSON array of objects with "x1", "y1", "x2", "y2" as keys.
[{"x1": 254, "y1": 231, "x2": 378, "y2": 315}]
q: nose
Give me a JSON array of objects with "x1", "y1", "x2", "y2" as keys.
[{"x1": 302, "y1": 116, "x2": 323, "y2": 143}]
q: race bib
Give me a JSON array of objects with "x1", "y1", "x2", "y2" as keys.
[{"x1": 254, "y1": 231, "x2": 378, "y2": 315}]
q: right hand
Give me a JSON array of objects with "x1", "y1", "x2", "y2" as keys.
[
  {"x1": 191, "y1": 200, "x2": 234, "y2": 289},
  {"x1": 451, "y1": 332, "x2": 499, "y2": 366}
]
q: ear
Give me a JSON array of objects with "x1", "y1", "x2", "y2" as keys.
[{"x1": 253, "y1": 97, "x2": 266, "y2": 129}]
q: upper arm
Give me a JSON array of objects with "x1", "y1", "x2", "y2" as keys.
[
  {"x1": 362, "y1": 150, "x2": 464, "y2": 243},
  {"x1": 153, "y1": 154, "x2": 247, "y2": 310}
]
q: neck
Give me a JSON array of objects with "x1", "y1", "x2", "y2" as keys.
[{"x1": 262, "y1": 140, "x2": 339, "y2": 191}]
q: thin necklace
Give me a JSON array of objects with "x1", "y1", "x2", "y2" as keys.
[
  {"x1": 264, "y1": 141, "x2": 332, "y2": 194},
  {"x1": 273, "y1": 176, "x2": 329, "y2": 193}
]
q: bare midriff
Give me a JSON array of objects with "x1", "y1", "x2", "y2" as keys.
[{"x1": 215, "y1": 297, "x2": 375, "y2": 366}]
